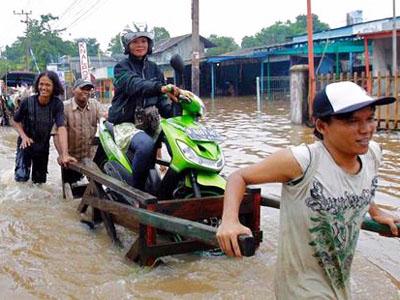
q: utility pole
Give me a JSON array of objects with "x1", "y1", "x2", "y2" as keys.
[
  {"x1": 13, "y1": 9, "x2": 32, "y2": 71},
  {"x1": 306, "y1": 0, "x2": 315, "y2": 119},
  {"x1": 191, "y1": 0, "x2": 200, "y2": 95}
]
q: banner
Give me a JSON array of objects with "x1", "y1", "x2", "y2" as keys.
[{"x1": 78, "y1": 42, "x2": 91, "y2": 81}]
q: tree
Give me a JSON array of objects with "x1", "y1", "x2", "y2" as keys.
[
  {"x1": 153, "y1": 27, "x2": 170, "y2": 43},
  {"x1": 107, "y1": 33, "x2": 123, "y2": 57},
  {"x1": 0, "y1": 58, "x2": 19, "y2": 76},
  {"x1": 241, "y1": 14, "x2": 330, "y2": 48},
  {"x1": 206, "y1": 34, "x2": 239, "y2": 56},
  {"x1": 75, "y1": 38, "x2": 101, "y2": 56},
  {"x1": 241, "y1": 35, "x2": 259, "y2": 49},
  {"x1": 3, "y1": 14, "x2": 77, "y2": 71}
]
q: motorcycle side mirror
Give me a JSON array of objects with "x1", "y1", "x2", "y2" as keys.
[{"x1": 170, "y1": 54, "x2": 185, "y2": 75}]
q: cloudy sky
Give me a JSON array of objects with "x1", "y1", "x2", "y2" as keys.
[{"x1": 0, "y1": 0, "x2": 396, "y2": 51}]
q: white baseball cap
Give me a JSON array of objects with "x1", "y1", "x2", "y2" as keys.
[{"x1": 313, "y1": 81, "x2": 396, "y2": 118}]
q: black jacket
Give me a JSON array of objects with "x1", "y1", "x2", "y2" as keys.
[{"x1": 108, "y1": 55, "x2": 173, "y2": 125}]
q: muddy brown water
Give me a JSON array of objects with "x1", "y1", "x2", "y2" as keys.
[{"x1": 0, "y1": 97, "x2": 399, "y2": 299}]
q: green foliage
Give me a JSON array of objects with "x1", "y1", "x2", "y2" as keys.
[
  {"x1": 0, "y1": 59, "x2": 21, "y2": 75},
  {"x1": 75, "y1": 38, "x2": 101, "y2": 56},
  {"x1": 241, "y1": 35, "x2": 259, "y2": 49},
  {"x1": 241, "y1": 14, "x2": 330, "y2": 49},
  {"x1": 2, "y1": 14, "x2": 102, "y2": 71},
  {"x1": 107, "y1": 33, "x2": 123, "y2": 57},
  {"x1": 206, "y1": 34, "x2": 239, "y2": 56},
  {"x1": 153, "y1": 27, "x2": 170, "y2": 43}
]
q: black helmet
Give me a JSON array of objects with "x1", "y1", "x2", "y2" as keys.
[{"x1": 121, "y1": 25, "x2": 154, "y2": 55}]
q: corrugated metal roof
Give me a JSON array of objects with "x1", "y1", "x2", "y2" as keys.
[{"x1": 153, "y1": 34, "x2": 215, "y2": 54}]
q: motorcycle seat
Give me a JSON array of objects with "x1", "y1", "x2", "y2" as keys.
[{"x1": 104, "y1": 121, "x2": 115, "y2": 140}]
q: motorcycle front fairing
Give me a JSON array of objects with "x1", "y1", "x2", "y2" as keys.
[{"x1": 160, "y1": 116, "x2": 225, "y2": 192}]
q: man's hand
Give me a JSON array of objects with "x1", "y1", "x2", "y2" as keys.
[
  {"x1": 161, "y1": 84, "x2": 180, "y2": 102},
  {"x1": 58, "y1": 154, "x2": 77, "y2": 167},
  {"x1": 371, "y1": 211, "x2": 400, "y2": 236},
  {"x1": 20, "y1": 135, "x2": 34, "y2": 149},
  {"x1": 370, "y1": 202, "x2": 400, "y2": 236},
  {"x1": 216, "y1": 220, "x2": 253, "y2": 257}
]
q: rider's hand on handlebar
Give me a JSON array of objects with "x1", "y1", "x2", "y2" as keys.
[{"x1": 161, "y1": 84, "x2": 180, "y2": 102}]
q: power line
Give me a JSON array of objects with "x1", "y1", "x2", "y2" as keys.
[
  {"x1": 59, "y1": 0, "x2": 83, "y2": 20},
  {"x1": 62, "y1": 0, "x2": 110, "y2": 30},
  {"x1": 53, "y1": 0, "x2": 86, "y2": 30}
]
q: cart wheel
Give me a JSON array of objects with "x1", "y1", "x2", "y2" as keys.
[{"x1": 63, "y1": 182, "x2": 74, "y2": 200}]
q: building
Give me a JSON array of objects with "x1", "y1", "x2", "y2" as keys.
[{"x1": 203, "y1": 16, "x2": 400, "y2": 98}]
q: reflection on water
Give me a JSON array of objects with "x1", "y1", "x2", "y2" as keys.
[{"x1": 0, "y1": 97, "x2": 399, "y2": 298}]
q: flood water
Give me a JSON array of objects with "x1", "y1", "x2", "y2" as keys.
[{"x1": 0, "y1": 97, "x2": 399, "y2": 299}]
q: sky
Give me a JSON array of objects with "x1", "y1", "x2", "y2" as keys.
[{"x1": 0, "y1": 0, "x2": 397, "y2": 53}]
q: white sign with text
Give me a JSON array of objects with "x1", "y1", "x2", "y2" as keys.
[{"x1": 78, "y1": 42, "x2": 91, "y2": 82}]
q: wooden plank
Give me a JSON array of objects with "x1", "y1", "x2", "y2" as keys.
[
  {"x1": 100, "y1": 211, "x2": 120, "y2": 245},
  {"x1": 63, "y1": 183, "x2": 73, "y2": 201},
  {"x1": 112, "y1": 214, "x2": 140, "y2": 231},
  {"x1": 69, "y1": 160, "x2": 157, "y2": 206},
  {"x1": 81, "y1": 196, "x2": 220, "y2": 247},
  {"x1": 156, "y1": 195, "x2": 254, "y2": 220},
  {"x1": 77, "y1": 181, "x2": 96, "y2": 213}
]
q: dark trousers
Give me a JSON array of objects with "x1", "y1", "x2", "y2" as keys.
[
  {"x1": 14, "y1": 144, "x2": 49, "y2": 184},
  {"x1": 129, "y1": 131, "x2": 156, "y2": 190},
  {"x1": 61, "y1": 167, "x2": 83, "y2": 184}
]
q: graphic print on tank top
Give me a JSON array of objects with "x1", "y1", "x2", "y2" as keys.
[{"x1": 305, "y1": 176, "x2": 378, "y2": 288}]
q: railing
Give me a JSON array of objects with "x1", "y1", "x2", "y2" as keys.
[
  {"x1": 262, "y1": 76, "x2": 291, "y2": 100},
  {"x1": 316, "y1": 72, "x2": 400, "y2": 130}
]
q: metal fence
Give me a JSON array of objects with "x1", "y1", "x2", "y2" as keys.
[{"x1": 261, "y1": 76, "x2": 291, "y2": 101}]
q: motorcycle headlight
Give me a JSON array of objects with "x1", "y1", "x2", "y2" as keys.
[{"x1": 176, "y1": 140, "x2": 224, "y2": 171}]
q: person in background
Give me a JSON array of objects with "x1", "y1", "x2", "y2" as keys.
[
  {"x1": 13, "y1": 71, "x2": 75, "y2": 184},
  {"x1": 107, "y1": 25, "x2": 181, "y2": 190},
  {"x1": 0, "y1": 80, "x2": 9, "y2": 126},
  {"x1": 216, "y1": 81, "x2": 399, "y2": 299},
  {"x1": 54, "y1": 78, "x2": 102, "y2": 185}
]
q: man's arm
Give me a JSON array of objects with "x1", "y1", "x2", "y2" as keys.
[
  {"x1": 55, "y1": 126, "x2": 77, "y2": 166},
  {"x1": 369, "y1": 202, "x2": 399, "y2": 236},
  {"x1": 216, "y1": 148, "x2": 303, "y2": 257},
  {"x1": 53, "y1": 131, "x2": 62, "y2": 163}
]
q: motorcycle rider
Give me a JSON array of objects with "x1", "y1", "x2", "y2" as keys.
[{"x1": 107, "y1": 25, "x2": 181, "y2": 190}]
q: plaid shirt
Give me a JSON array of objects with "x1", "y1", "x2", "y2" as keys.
[{"x1": 63, "y1": 97, "x2": 101, "y2": 161}]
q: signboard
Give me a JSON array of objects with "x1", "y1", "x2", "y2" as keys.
[
  {"x1": 47, "y1": 64, "x2": 57, "y2": 72},
  {"x1": 78, "y1": 41, "x2": 91, "y2": 81},
  {"x1": 64, "y1": 71, "x2": 74, "y2": 84},
  {"x1": 56, "y1": 71, "x2": 65, "y2": 85}
]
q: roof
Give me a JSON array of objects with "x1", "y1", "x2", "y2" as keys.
[
  {"x1": 206, "y1": 38, "x2": 367, "y2": 64},
  {"x1": 292, "y1": 16, "x2": 400, "y2": 43},
  {"x1": 358, "y1": 29, "x2": 400, "y2": 39},
  {"x1": 206, "y1": 17, "x2": 398, "y2": 64},
  {"x1": 153, "y1": 34, "x2": 215, "y2": 54}
]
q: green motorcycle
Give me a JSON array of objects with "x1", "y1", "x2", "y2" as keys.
[
  {"x1": 98, "y1": 56, "x2": 225, "y2": 201},
  {"x1": 99, "y1": 89, "x2": 225, "y2": 201}
]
